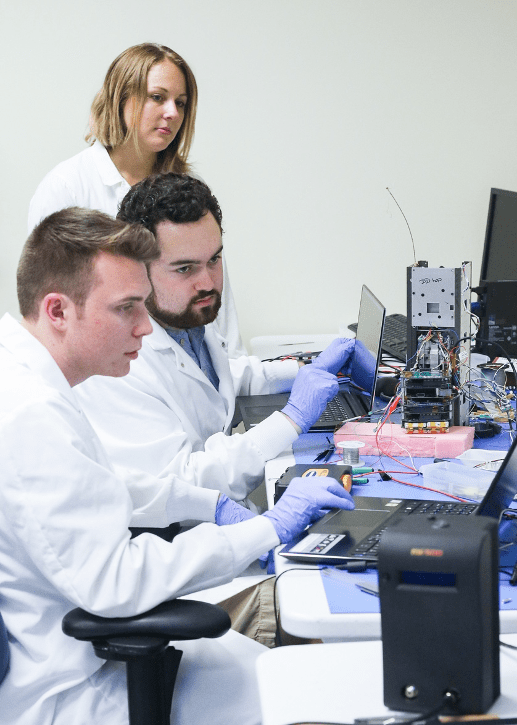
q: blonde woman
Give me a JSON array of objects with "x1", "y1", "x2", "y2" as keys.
[{"x1": 28, "y1": 42, "x2": 245, "y2": 357}]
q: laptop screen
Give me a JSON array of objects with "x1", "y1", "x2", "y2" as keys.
[
  {"x1": 349, "y1": 285, "x2": 386, "y2": 406},
  {"x1": 477, "y1": 434, "x2": 517, "y2": 519}
]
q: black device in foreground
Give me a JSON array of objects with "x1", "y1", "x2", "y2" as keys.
[{"x1": 378, "y1": 515, "x2": 499, "y2": 715}]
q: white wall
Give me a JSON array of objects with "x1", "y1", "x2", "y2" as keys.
[{"x1": 1, "y1": 0, "x2": 517, "y2": 348}]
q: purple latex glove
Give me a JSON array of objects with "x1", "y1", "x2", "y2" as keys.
[
  {"x1": 263, "y1": 476, "x2": 354, "y2": 544},
  {"x1": 311, "y1": 337, "x2": 356, "y2": 376},
  {"x1": 281, "y1": 364, "x2": 339, "y2": 433},
  {"x1": 215, "y1": 494, "x2": 256, "y2": 526}
]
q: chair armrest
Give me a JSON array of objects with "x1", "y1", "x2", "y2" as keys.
[{"x1": 62, "y1": 599, "x2": 231, "y2": 643}]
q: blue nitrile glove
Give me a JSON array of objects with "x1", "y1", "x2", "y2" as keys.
[
  {"x1": 215, "y1": 494, "x2": 256, "y2": 525},
  {"x1": 311, "y1": 337, "x2": 356, "y2": 376},
  {"x1": 349, "y1": 339, "x2": 376, "y2": 393},
  {"x1": 262, "y1": 476, "x2": 354, "y2": 544},
  {"x1": 281, "y1": 364, "x2": 339, "y2": 433}
]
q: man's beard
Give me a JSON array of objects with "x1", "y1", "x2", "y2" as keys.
[{"x1": 146, "y1": 289, "x2": 222, "y2": 330}]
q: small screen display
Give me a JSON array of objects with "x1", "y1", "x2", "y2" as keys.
[{"x1": 399, "y1": 571, "x2": 456, "y2": 587}]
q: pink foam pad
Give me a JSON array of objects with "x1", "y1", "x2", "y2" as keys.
[{"x1": 334, "y1": 422, "x2": 475, "y2": 458}]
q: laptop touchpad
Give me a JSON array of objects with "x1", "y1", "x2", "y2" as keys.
[{"x1": 310, "y1": 507, "x2": 391, "y2": 534}]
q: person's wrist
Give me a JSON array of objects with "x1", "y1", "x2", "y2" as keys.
[{"x1": 280, "y1": 410, "x2": 302, "y2": 434}]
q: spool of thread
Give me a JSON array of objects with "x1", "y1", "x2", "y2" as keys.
[{"x1": 336, "y1": 440, "x2": 365, "y2": 466}]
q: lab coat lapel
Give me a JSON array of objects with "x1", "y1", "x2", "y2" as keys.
[
  {"x1": 204, "y1": 324, "x2": 236, "y2": 429},
  {"x1": 145, "y1": 320, "x2": 217, "y2": 388}
]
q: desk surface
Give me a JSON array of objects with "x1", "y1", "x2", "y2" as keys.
[
  {"x1": 256, "y1": 635, "x2": 517, "y2": 725},
  {"x1": 265, "y1": 432, "x2": 517, "y2": 641}
]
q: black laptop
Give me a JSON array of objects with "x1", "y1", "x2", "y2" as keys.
[
  {"x1": 279, "y1": 433, "x2": 517, "y2": 565},
  {"x1": 236, "y1": 285, "x2": 386, "y2": 432}
]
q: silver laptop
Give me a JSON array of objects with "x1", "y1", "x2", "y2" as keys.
[{"x1": 236, "y1": 285, "x2": 386, "y2": 432}]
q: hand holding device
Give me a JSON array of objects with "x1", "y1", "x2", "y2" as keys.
[
  {"x1": 215, "y1": 494, "x2": 256, "y2": 526},
  {"x1": 263, "y1": 475, "x2": 354, "y2": 543},
  {"x1": 311, "y1": 337, "x2": 356, "y2": 376},
  {"x1": 281, "y1": 364, "x2": 339, "y2": 433}
]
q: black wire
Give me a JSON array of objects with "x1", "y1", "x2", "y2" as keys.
[
  {"x1": 273, "y1": 562, "x2": 376, "y2": 646},
  {"x1": 273, "y1": 567, "x2": 317, "y2": 647},
  {"x1": 500, "y1": 639, "x2": 517, "y2": 650}
]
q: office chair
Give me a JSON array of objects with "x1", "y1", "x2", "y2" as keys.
[{"x1": 62, "y1": 598, "x2": 231, "y2": 725}]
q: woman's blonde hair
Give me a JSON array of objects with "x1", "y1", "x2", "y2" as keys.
[{"x1": 87, "y1": 43, "x2": 198, "y2": 174}]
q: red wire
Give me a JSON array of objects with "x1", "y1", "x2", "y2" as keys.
[{"x1": 387, "y1": 476, "x2": 469, "y2": 502}]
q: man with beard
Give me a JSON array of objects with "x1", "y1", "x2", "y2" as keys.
[{"x1": 77, "y1": 173, "x2": 356, "y2": 507}]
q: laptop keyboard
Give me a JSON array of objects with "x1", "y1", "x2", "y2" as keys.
[
  {"x1": 312, "y1": 391, "x2": 369, "y2": 430},
  {"x1": 316, "y1": 396, "x2": 354, "y2": 425},
  {"x1": 350, "y1": 500, "x2": 479, "y2": 558}
]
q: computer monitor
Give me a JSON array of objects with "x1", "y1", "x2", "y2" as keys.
[{"x1": 480, "y1": 187, "x2": 517, "y2": 284}]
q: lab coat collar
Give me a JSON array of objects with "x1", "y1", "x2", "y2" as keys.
[
  {"x1": 0, "y1": 314, "x2": 82, "y2": 410},
  {"x1": 145, "y1": 317, "x2": 181, "y2": 351},
  {"x1": 90, "y1": 140, "x2": 128, "y2": 189}
]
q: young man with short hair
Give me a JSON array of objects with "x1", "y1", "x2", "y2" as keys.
[{"x1": 0, "y1": 207, "x2": 354, "y2": 725}]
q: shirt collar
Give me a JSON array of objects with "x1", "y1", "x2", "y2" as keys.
[{"x1": 166, "y1": 325, "x2": 205, "y2": 348}]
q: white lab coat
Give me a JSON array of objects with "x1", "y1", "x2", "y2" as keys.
[
  {"x1": 0, "y1": 314, "x2": 279, "y2": 725},
  {"x1": 77, "y1": 319, "x2": 299, "y2": 501},
  {"x1": 27, "y1": 140, "x2": 247, "y2": 358}
]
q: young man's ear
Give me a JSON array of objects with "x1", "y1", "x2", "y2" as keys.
[{"x1": 41, "y1": 293, "x2": 73, "y2": 331}]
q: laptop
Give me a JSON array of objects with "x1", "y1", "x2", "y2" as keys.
[
  {"x1": 279, "y1": 433, "x2": 517, "y2": 565},
  {"x1": 236, "y1": 285, "x2": 386, "y2": 432}
]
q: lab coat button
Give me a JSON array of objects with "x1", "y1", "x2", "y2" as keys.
[
  {"x1": 181, "y1": 362, "x2": 185, "y2": 368},
  {"x1": 221, "y1": 342, "x2": 226, "y2": 348}
]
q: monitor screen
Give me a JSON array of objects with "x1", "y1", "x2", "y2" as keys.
[{"x1": 480, "y1": 188, "x2": 517, "y2": 283}]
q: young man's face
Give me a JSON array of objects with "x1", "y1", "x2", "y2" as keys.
[
  {"x1": 146, "y1": 212, "x2": 224, "y2": 329},
  {"x1": 66, "y1": 251, "x2": 153, "y2": 384}
]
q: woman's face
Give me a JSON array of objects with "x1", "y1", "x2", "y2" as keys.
[{"x1": 124, "y1": 60, "x2": 187, "y2": 156}]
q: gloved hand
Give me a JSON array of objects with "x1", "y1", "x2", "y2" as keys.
[
  {"x1": 263, "y1": 476, "x2": 354, "y2": 543},
  {"x1": 311, "y1": 337, "x2": 356, "y2": 376},
  {"x1": 349, "y1": 339, "x2": 376, "y2": 393},
  {"x1": 215, "y1": 494, "x2": 256, "y2": 526},
  {"x1": 281, "y1": 364, "x2": 339, "y2": 433}
]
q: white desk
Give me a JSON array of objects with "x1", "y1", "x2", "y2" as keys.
[
  {"x1": 257, "y1": 636, "x2": 517, "y2": 725},
  {"x1": 265, "y1": 456, "x2": 517, "y2": 642}
]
